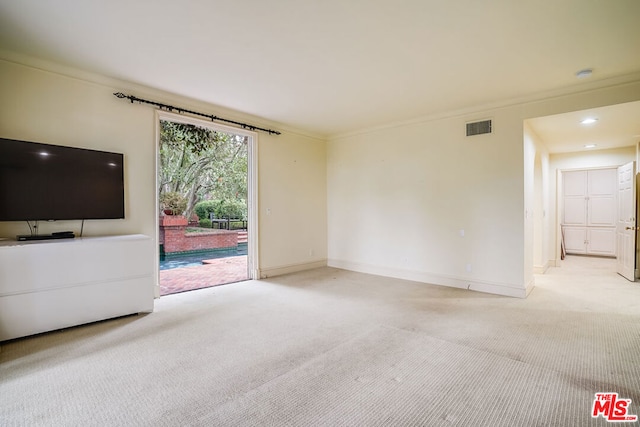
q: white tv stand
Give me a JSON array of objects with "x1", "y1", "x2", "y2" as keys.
[{"x1": 0, "y1": 234, "x2": 154, "y2": 342}]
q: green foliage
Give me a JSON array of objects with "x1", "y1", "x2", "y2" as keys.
[
  {"x1": 159, "y1": 191, "x2": 187, "y2": 215},
  {"x1": 194, "y1": 200, "x2": 217, "y2": 220},
  {"x1": 160, "y1": 121, "x2": 216, "y2": 153},
  {"x1": 216, "y1": 199, "x2": 247, "y2": 220},
  {"x1": 194, "y1": 199, "x2": 247, "y2": 220},
  {"x1": 158, "y1": 120, "x2": 248, "y2": 220},
  {"x1": 198, "y1": 218, "x2": 212, "y2": 228}
]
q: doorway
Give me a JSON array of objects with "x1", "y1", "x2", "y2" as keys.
[
  {"x1": 155, "y1": 111, "x2": 258, "y2": 296},
  {"x1": 525, "y1": 101, "x2": 640, "y2": 282}
]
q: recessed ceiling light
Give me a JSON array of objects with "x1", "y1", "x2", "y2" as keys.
[
  {"x1": 580, "y1": 118, "x2": 598, "y2": 125},
  {"x1": 584, "y1": 144, "x2": 597, "y2": 149},
  {"x1": 576, "y1": 69, "x2": 593, "y2": 79}
]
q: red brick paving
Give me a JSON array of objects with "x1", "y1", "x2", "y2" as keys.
[{"x1": 159, "y1": 255, "x2": 249, "y2": 296}]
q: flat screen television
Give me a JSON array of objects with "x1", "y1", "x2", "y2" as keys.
[{"x1": 0, "y1": 138, "x2": 125, "y2": 221}]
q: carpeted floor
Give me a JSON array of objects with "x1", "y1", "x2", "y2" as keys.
[{"x1": 1, "y1": 256, "x2": 639, "y2": 426}]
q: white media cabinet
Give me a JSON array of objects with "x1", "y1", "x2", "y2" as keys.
[{"x1": 0, "y1": 234, "x2": 154, "y2": 341}]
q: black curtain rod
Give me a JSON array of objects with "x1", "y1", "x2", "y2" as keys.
[{"x1": 113, "y1": 92, "x2": 281, "y2": 135}]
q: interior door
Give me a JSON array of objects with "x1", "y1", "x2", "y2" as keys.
[{"x1": 616, "y1": 161, "x2": 636, "y2": 281}]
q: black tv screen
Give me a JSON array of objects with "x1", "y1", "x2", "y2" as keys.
[{"x1": 0, "y1": 138, "x2": 124, "y2": 221}]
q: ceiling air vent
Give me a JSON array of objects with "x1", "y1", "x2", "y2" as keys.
[{"x1": 466, "y1": 119, "x2": 492, "y2": 136}]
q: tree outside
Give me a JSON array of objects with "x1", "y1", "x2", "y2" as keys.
[{"x1": 158, "y1": 120, "x2": 248, "y2": 224}]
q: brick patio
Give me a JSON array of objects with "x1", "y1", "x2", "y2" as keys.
[{"x1": 159, "y1": 255, "x2": 249, "y2": 296}]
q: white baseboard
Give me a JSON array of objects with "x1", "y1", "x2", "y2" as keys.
[
  {"x1": 533, "y1": 260, "x2": 550, "y2": 274},
  {"x1": 328, "y1": 259, "x2": 528, "y2": 298},
  {"x1": 525, "y1": 277, "x2": 535, "y2": 297},
  {"x1": 259, "y1": 259, "x2": 327, "y2": 279}
]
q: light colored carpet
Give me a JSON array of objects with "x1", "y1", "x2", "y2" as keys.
[{"x1": 1, "y1": 255, "x2": 639, "y2": 426}]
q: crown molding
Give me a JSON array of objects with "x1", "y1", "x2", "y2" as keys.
[
  {"x1": 330, "y1": 71, "x2": 640, "y2": 141},
  {"x1": 0, "y1": 49, "x2": 327, "y2": 142}
]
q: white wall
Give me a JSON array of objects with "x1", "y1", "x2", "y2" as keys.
[
  {"x1": 328, "y1": 107, "x2": 527, "y2": 297},
  {"x1": 328, "y1": 80, "x2": 640, "y2": 298},
  {"x1": 523, "y1": 123, "x2": 550, "y2": 274},
  {"x1": 258, "y1": 125, "x2": 328, "y2": 277},
  {"x1": 0, "y1": 58, "x2": 328, "y2": 286},
  {"x1": 523, "y1": 125, "x2": 535, "y2": 286}
]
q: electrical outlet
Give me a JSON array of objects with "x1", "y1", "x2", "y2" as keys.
[
  {"x1": 459, "y1": 229, "x2": 465, "y2": 237},
  {"x1": 466, "y1": 263, "x2": 472, "y2": 272}
]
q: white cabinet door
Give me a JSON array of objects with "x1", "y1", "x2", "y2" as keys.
[
  {"x1": 588, "y1": 168, "x2": 618, "y2": 195},
  {"x1": 588, "y1": 168, "x2": 617, "y2": 227},
  {"x1": 588, "y1": 197, "x2": 616, "y2": 226},
  {"x1": 563, "y1": 227, "x2": 587, "y2": 254},
  {"x1": 564, "y1": 198, "x2": 587, "y2": 225},
  {"x1": 564, "y1": 227, "x2": 616, "y2": 256},
  {"x1": 587, "y1": 228, "x2": 616, "y2": 256},
  {"x1": 564, "y1": 170, "x2": 587, "y2": 196},
  {"x1": 562, "y1": 168, "x2": 618, "y2": 258},
  {"x1": 563, "y1": 170, "x2": 587, "y2": 225}
]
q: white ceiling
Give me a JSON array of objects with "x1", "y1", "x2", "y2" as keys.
[
  {"x1": 527, "y1": 101, "x2": 640, "y2": 154},
  {"x1": 0, "y1": 0, "x2": 639, "y2": 138}
]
